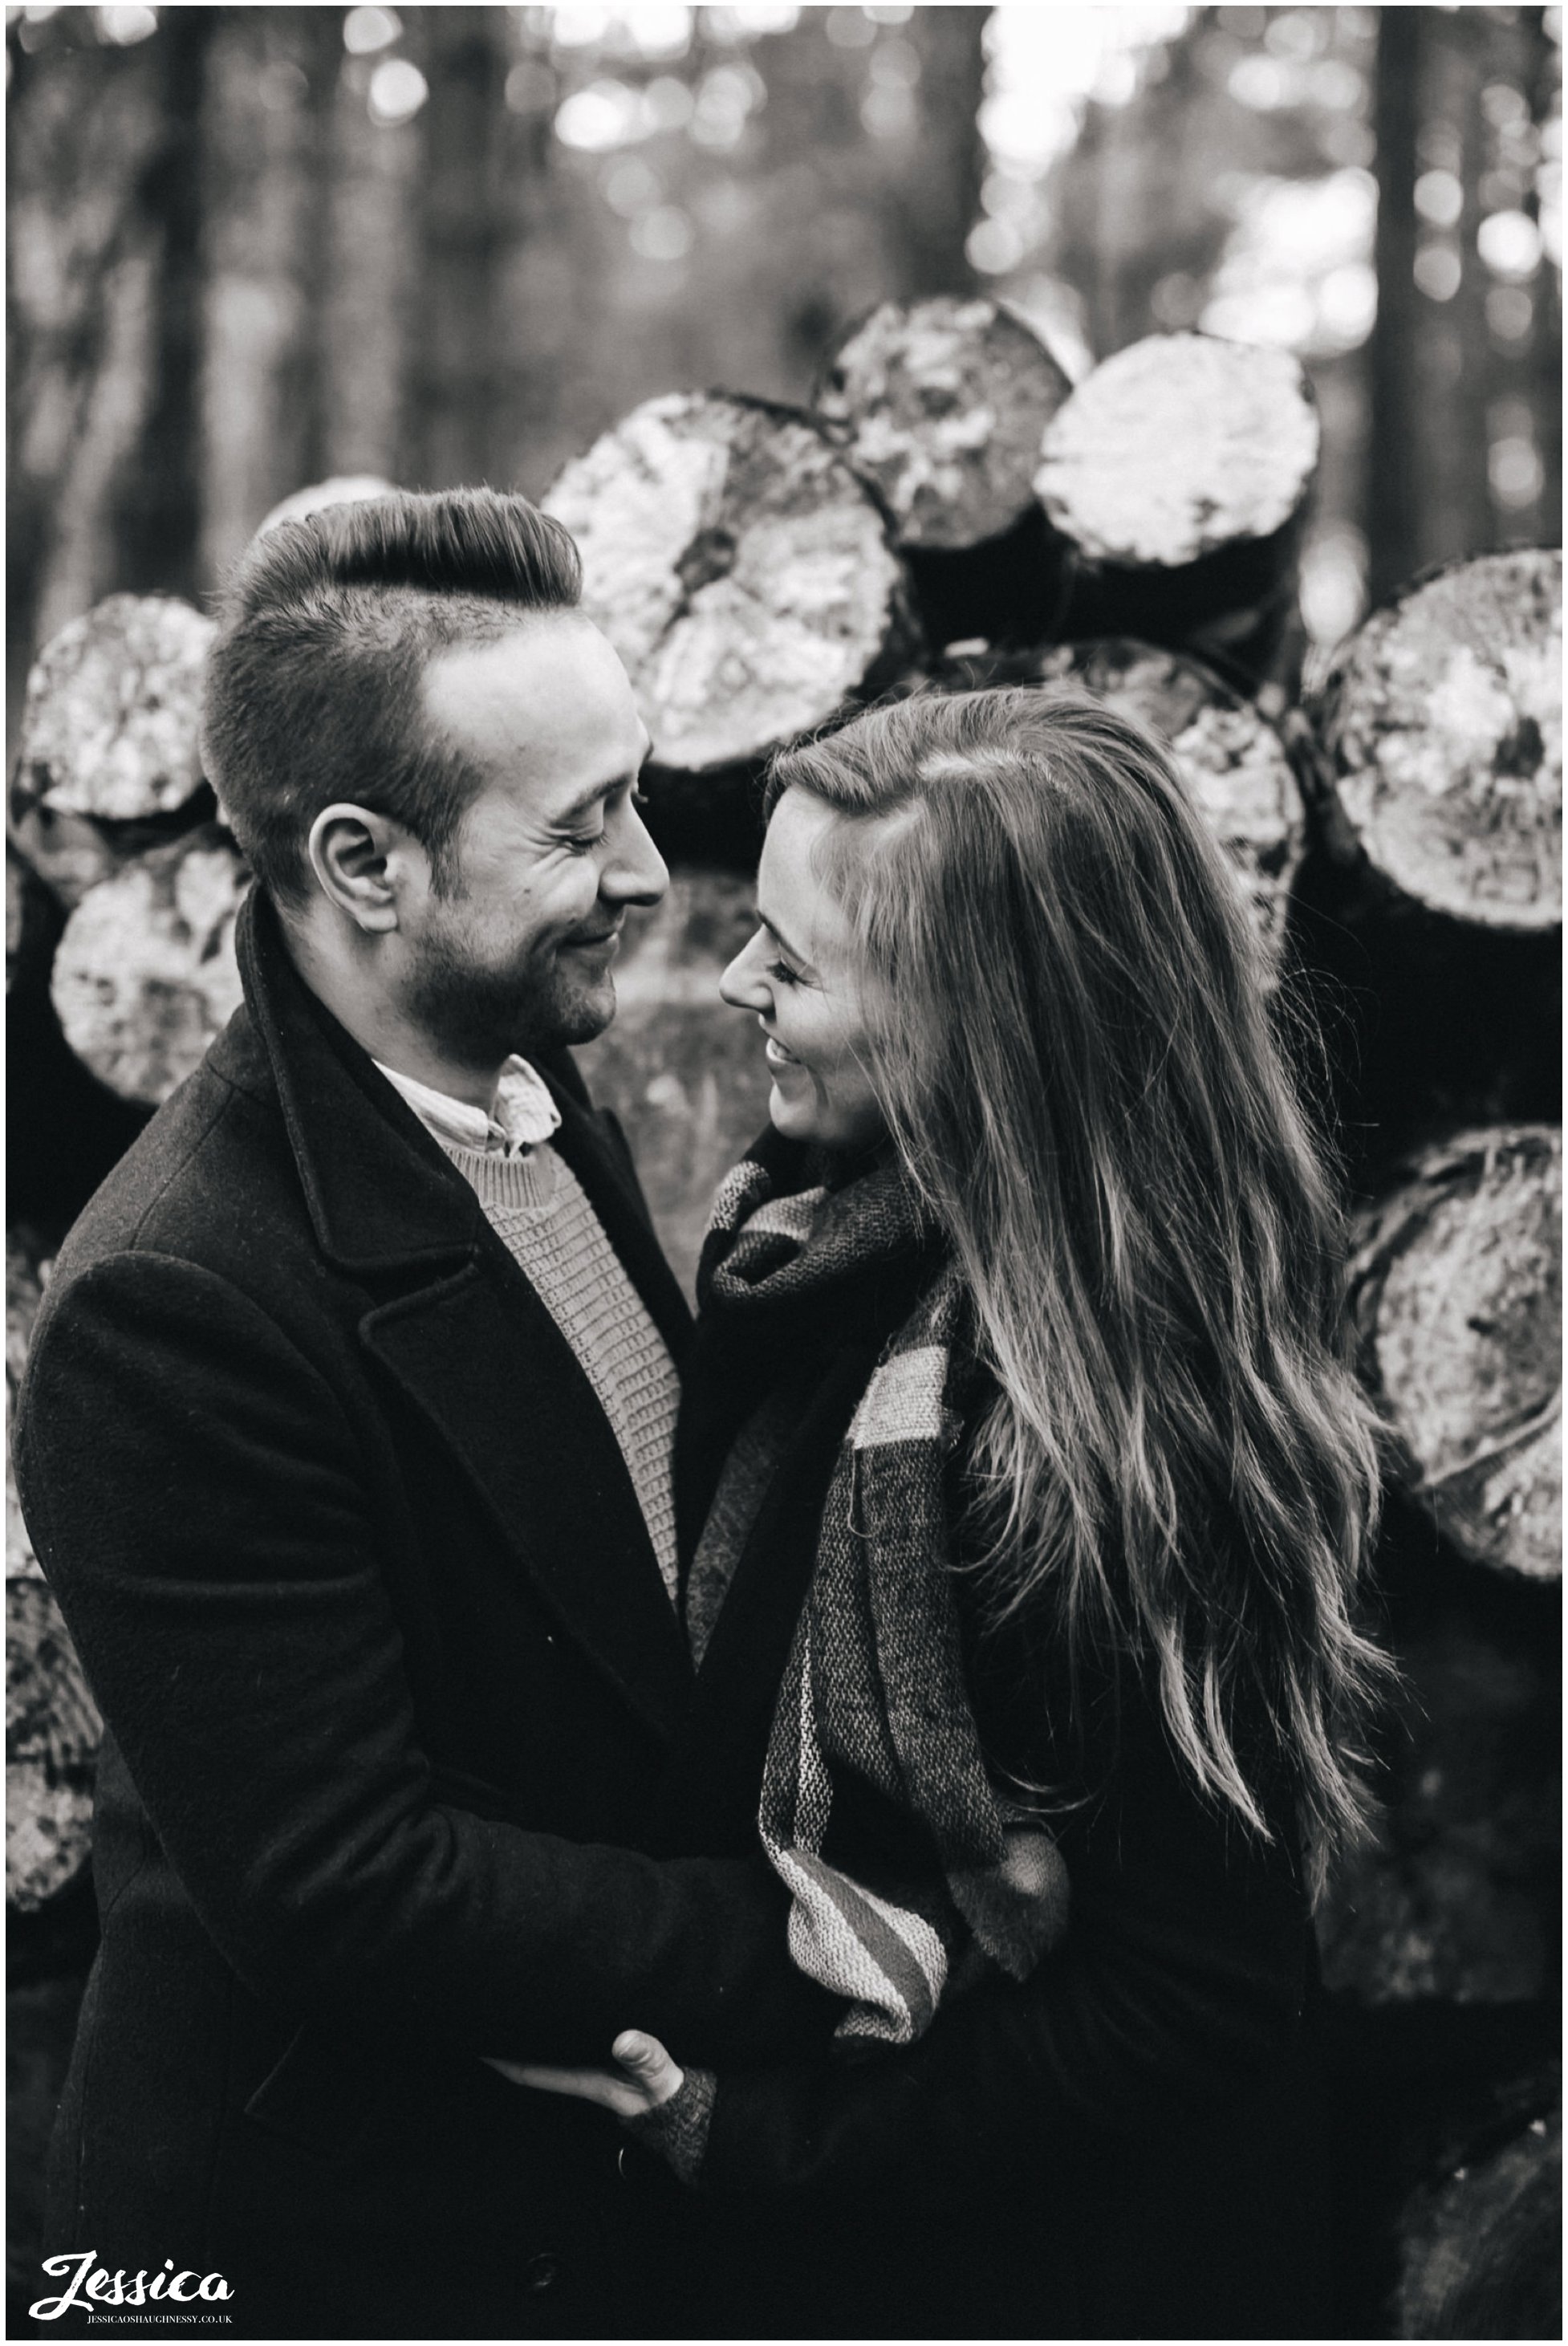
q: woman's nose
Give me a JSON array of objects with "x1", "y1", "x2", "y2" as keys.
[{"x1": 720, "y1": 933, "x2": 770, "y2": 1013}]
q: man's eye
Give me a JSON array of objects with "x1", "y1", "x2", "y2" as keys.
[{"x1": 564, "y1": 831, "x2": 603, "y2": 856}]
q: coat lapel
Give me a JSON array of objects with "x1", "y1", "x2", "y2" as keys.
[
  {"x1": 361, "y1": 1262, "x2": 693, "y2": 1741},
  {"x1": 230, "y1": 888, "x2": 694, "y2": 1742}
]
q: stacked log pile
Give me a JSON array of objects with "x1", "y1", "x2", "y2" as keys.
[{"x1": 6, "y1": 323, "x2": 1561, "y2": 2339}]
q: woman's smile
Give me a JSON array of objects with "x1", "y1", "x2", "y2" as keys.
[{"x1": 717, "y1": 789, "x2": 888, "y2": 1153}]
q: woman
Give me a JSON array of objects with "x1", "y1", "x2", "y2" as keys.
[{"x1": 498, "y1": 688, "x2": 1391, "y2": 2339}]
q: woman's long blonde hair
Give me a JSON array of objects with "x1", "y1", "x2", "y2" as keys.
[{"x1": 768, "y1": 687, "x2": 1391, "y2": 1901}]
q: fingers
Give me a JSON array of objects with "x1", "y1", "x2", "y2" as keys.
[
  {"x1": 480, "y1": 2038, "x2": 684, "y2": 2116},
  {"x1": 482, "y1": 2058, "x2": 628, "y2": 2110},
  {"x1": 611, "y1": 2030, "x2": 684, "y2": 2106}
]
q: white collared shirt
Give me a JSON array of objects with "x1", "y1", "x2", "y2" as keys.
[{"x1": 373, "y1": 1054, "x2": 563, "y2": 1160}]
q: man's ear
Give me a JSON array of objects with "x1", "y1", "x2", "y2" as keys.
[{"x1": 307, "y1": 803, "x2": 418, "y2": 934}]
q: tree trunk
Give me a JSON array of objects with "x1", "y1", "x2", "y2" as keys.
[
  {"x1": 1369, "y1": 6, "x2": 1424, "y2": 605},
  {"x1": 6, "y1": 12, "x2": 213, "y2": 734},
  {"x1": 322, "y1": 47, "x2": 418, "y2": 484},
  {"x1": 406, "y1": 7, "x2": 510, "y2": 489},
  {"x1": 198, "y1": 7, "x2": 340, "y2": 588}
]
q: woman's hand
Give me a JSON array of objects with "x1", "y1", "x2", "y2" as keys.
[{"x1": 483, "y1": 2029, "x2": 684, "y2": 2120}]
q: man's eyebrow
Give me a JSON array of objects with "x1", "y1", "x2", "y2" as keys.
[
  {"x1": 550, "y1": 738, "x2": 653, "y2": 829},
  {"x1": 754, "y1": 903, "x2": 814, "y2": 972}
]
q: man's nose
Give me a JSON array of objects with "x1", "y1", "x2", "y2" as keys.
[{"x1": 602, "y1": 799, "x2": 668, "y2": 908}]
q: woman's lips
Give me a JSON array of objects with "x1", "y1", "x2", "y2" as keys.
[{"x1": 764, "y1": 1035, "x2": 799, "y2": 1070}]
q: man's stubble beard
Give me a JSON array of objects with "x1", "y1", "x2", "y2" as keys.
[{"x1": 402, "y1": 922, "x2": 615, "y2": 1065}]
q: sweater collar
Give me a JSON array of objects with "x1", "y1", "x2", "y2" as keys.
[{"x1": 372, "y1": 1055, "x2": 562, "y2": 1160}]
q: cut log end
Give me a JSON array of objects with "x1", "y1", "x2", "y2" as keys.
[
  {"x1": 51, "y1": 826, "x2": 249, "y2": 1107},
  {"x1": 1351, "y1": 1125, "x2": 1562, "y2": 1580},
  {"x1": 6, "y1": 1576, "x2": 101, "y2": 1913},
  {"x1": 965, "y1": 639, "x2": 1307, "y2": 966},
  {"x1": 1316, "y1": 549, "x2": 1562, "y2": 933},
  {"x1": 542, "y1": 391, "x2": 912, "y2": 777},
  {"x1": 7, "y1": 1229, "x2": 48, "y2": 1589},
  {"x1": 1034, "y1": 331, "x2": 1319, "y2": 569},
  {"x1": 1395, "y1": 2098, "x2": 1561, "y2": 2343},
  {"x1": 17, "y1": 594, "x2": 216, "y2": 825},
  {"x1": 815, "y1": 295, "x2": 1074, "y2": 551}
]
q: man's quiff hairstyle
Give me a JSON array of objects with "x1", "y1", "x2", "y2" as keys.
[{"x1": 202, "y1": 487, "x2": 583, "y2": 908}]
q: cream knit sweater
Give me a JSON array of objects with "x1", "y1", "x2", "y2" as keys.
[
  {"x1": 442, "y1": 1140, "x2": 681, "y2": 1603},
  {"x1": 372, "y1": 1057, "x2": 680, "y2": 1603}
]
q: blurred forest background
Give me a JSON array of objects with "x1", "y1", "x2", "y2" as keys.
[
  {"x1": 6, "y1": 7, "x2": 1563, "y2": 2341},
  {"x1": 6, "y1": 0, "x2": 1562, "y2": 740}
]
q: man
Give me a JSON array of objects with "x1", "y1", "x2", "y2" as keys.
[{"x1": 14, "y1": 490, "x2": 831, "y2": 2341}]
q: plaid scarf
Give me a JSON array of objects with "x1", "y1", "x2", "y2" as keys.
[{"x1": 696, "y1": 1143, "x2": 1070, "y2": 2049}]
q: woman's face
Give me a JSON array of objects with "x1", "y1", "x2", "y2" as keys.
[{"x1": 719, "y1": 788, "x2": 888, "y2": 1153}]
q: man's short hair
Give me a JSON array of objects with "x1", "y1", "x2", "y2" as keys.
[{"x1": 203, "y1": 487, "x2": 582, "y2": 907}]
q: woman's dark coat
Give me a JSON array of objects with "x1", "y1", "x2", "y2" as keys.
[
  {"x1": 12, "y1": 892, "x2": 831, "y2": 2343},
  {"x1": 645, "y1": 1157, "x2": 1334, "y2": 2341}
]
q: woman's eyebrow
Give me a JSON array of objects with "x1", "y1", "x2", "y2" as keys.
[{"x1": 754, "y1": 904, "x2": 814, "y2": 972}]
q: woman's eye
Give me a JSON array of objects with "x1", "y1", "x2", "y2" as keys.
[{"x1": 768, "y1": 960, "x2": 800, "y2": 986}]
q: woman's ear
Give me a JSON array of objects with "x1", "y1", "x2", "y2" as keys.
[{"x1": 307, "y1": 803, "x2": 412, "y2": 934}]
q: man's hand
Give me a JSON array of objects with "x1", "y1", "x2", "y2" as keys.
[{"x1": 484, "y1": 2028, "x2": 684, "y2": 2120}]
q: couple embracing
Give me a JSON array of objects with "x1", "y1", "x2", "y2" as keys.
[{"x1": 16, "y1": 490, "x2": 1388, "y2": 2342}]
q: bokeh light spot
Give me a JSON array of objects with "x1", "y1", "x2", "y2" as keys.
[
  {"x1": 343, "y1": 6, "x2": 400, "y2": 56},
  {"x1": 1414, "y1": 242, "x2": 1462, "y2": 302},
  {"x1": 368, "y1": 56, "x2": 428, "y2": 124},
  {"x1": 1477, "y1": 209, "x2": 1542, "y2": 279}
]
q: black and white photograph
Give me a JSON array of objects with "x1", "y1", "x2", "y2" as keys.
[{"x1": 6, "y1": 4, "x2": 1562, "y2": 2340}]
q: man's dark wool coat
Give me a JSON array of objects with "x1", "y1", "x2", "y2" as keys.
[{"x1": 13, "y1": 889, "x2": 832, "y2": 2343}]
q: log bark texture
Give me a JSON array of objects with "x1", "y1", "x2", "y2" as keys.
[
  {"x1": 1350, "y1": 1126, "x2": 1561, "y2": 1580},
  {"x1": 50, "y1": 823, "x2": 247, "y2": 1106},
  {"x1": 1035, "y1": 331, "x2": 1318, "y2": 683},
  {"x1": 542, "y1": 391, "x2": 913, "y2": 781},
  {"x1": 1313, "y1": 549, "x2": 1562, "y2": 933},
  {"x1": 938, "y1": 638, "x2": 1306, "y2": 966}
]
